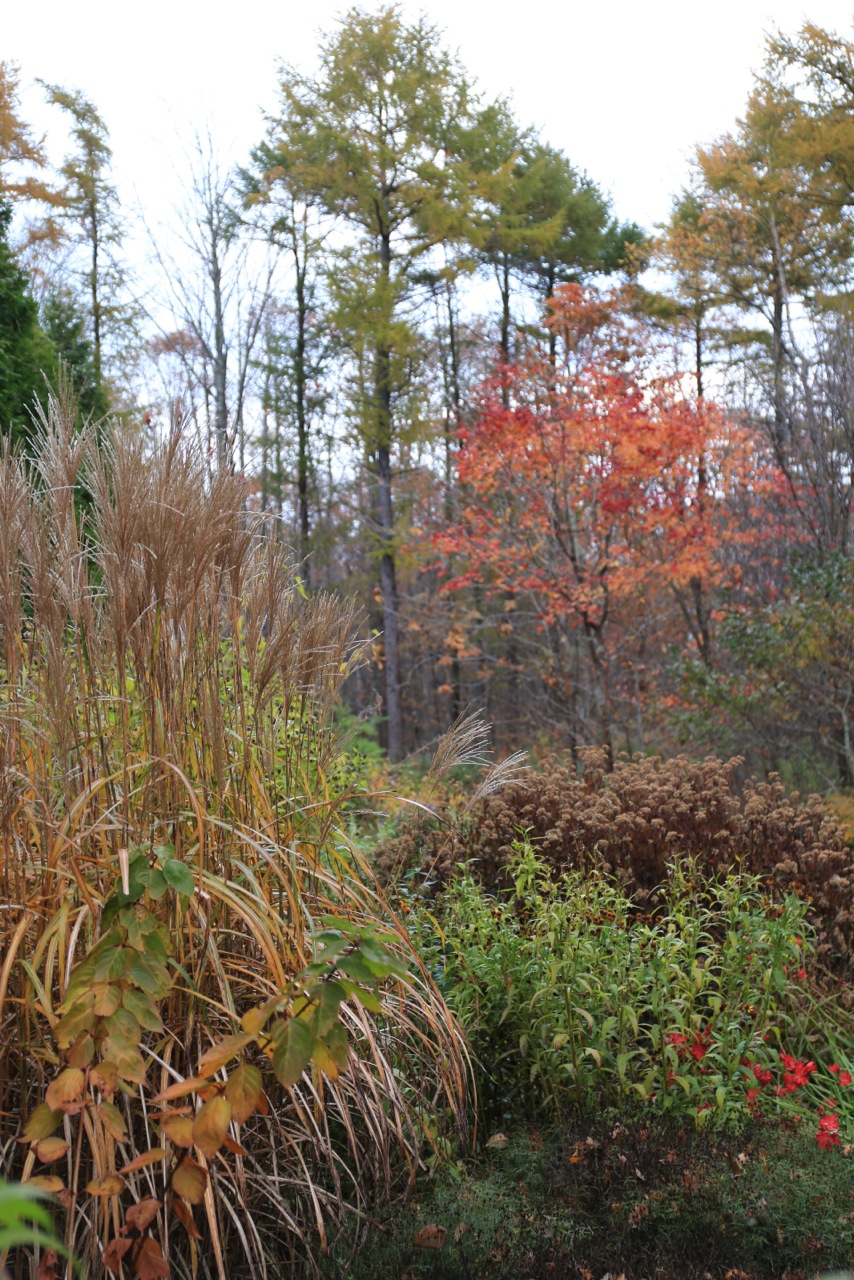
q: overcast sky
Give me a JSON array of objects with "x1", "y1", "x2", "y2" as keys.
[{"x1": 6, "y1": 1, "x2": 854, "y2": 236}]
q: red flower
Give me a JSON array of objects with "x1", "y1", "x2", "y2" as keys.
[
  {"x1": 829, "y1": 1063, "x2": 841, "y2": 1074},
  {"x1": 690, "y1": 1032, "x2": 711, "y2": 1062},
  {"x1": 818, "y1": 1113, "x2": 840, "y2": 1134},
  {"x1": 753, "y1": 1064, "x2": 772, "y2": 1086},
  {"x1": 817, "y1": 1130, "x2": 840, "y2": 1149},
  {"x1": 840, "y1": 1071, "x2": 852, "y2": 1087}
]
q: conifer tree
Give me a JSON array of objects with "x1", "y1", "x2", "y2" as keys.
[{"x1": 260, "y1": 4, "x2": 478, "y2": 758}]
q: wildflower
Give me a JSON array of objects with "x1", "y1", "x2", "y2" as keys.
[
  {"x1": 829, "y1": 1063, "x2": 841, "y2": 1074},
  {"x1": 841, "y1": 1071, "x2": 852, "y2": 1087},
  {"x1": 752, "y1": 1064, "x2": 772, "y2": 1086},
  {"x1": 816, "y1": 1112, "x2": 841, "y2": 1149},
  {"x1": 746, "y1": 1087, "x2": 762, "y2": 1112}
]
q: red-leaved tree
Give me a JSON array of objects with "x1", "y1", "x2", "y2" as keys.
[{"x1": 434, "y1": 284, "x2": 777, "y2": 755}]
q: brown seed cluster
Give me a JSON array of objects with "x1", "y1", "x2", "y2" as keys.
[{"x1": 376, "y1": 749, "x2": 854, "y2": 967}]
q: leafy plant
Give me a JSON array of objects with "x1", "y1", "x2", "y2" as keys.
[
  {"x1": 0, "y1": 396, "x2": 471, "y2": 1278},
  {"x1": 0, "y1": 1181, "x2": 78, "y2": 1277},
  {"x1": 418, "y1": 842, "x2": 838, "y2": 1127}
]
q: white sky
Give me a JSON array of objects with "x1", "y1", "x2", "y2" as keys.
[{"x1": 6, "y1": 0, "x2": 854, "y2": 238}]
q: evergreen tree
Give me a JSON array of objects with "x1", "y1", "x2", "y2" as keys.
[{"x1": 0, "y1": 202, "x2": 55, "y2": 445}]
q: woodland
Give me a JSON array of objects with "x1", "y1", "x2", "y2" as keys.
[{"x1": 2, "y1": 7, "x2": 854, "y2": 1280}]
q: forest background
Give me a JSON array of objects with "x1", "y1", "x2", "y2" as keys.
[{"x1": 3, "y1": 2, "x2": 854, "y2": 785}]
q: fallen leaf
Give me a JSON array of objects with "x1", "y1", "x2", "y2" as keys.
[
  {"x1": 414, "y1": 1224, "x2": 447, "y2": 1250},
  {"x1": 485, "y1": 1133, "x2": 508, "y2": 1149}
]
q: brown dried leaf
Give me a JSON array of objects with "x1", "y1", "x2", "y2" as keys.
[
  {"x1": 120, "y1": 1148, "x2": 167, "y2": 1174},
  {"x1": 103, "y1": 1237, "x2": 134, "y2": 1275},
  {"x1": 86, "y1": 1174, "x2": 125, "y2": 1197},
  {"x1": 135, "y1": 1236, "x2": 170, "y2": 1280},
  {"x1": 172, "y1": 1195, "x2": 202, "y2": 1239},
  {"x1": 125, "y1": 1197, "x2": 161, "y2": 1231},
  {"x1": 414, "y1": 1224, "x2": 447, "y2": 1250}
]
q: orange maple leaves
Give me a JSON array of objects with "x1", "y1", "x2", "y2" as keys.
[{"x1": 436, "y1": 284, "x2": 773, "y2": 638}]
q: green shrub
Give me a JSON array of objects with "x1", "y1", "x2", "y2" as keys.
[{"x1": 416, "y1": 844, "x2": 854, "y2": 1134}]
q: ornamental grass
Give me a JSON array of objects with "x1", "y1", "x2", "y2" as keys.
[{"x1": 0, "y1": 389, "x2": 471, "y2": 1279}]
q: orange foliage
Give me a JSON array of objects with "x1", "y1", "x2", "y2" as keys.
[{"x1": 436, "y1": 285, "x2": 775, "y2": 643}]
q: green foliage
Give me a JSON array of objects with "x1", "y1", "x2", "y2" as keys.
[
  {"x1": 0, "y1": 1180, "x2": 77, "y2": 1272},
  {"x1": 418, "y1": 844, "x2": 821, "y2": 1125},
  {"x1": 0, "y1": 202, "x2": 56, "y2": 444},
  {"x1": 41, "y1": 288, "x2": 109, "y2": 420},
  {"x1": 324, "y1": 1122, "x2": 854, "y2": 1279}
]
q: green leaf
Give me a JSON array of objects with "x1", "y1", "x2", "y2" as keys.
[
  {"x1": 271, "y1": 1018, "x2": 314, "y2": 1088},
  {"x1": 147, "y1": 869, "x2": 168, "y2": 901},
  {"x1": 121, "y1": 988, "x2": 164, "y2": 1032},
  {"x1": 162, "y1": 859, "x2": 194, "y2": 897}
]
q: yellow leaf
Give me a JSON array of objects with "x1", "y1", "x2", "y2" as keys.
[
  {"x1": 159, "y1": 1115, "x2": 194, "y2": 1148},
  {"x1": 99, "y1": 1100, "x2": 128, "y2": 1144},
  {"x1": 192, "y1": 1096, "x2": 231, "y2": 1159},
  {"x1": 45, "y1": 1068, "x2": 85, "y2": 1112},
  {"x1": 34, "y1": 1136, "x2": 68, "y2": 1163},
  {"x1": 172, "y1": 1157, "x2": 207, "y2": 1205},
  {"x1": 198, "y1": 1033, "x2": 254, "y2": 1078}
]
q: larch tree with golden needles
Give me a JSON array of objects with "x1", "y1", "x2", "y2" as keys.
[{"x1": 258, "y1": 5, "x2": 480, "y2": 759}]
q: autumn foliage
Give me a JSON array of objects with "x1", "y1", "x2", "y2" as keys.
[{"x1": 433, "y1": 285, "x2": 779, "y2": 750}]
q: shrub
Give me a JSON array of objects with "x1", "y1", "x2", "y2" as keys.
[
  {"x1": 415, "y1": 844, "x2": 854, "y2": 1133},
  {"x1": 378, "y1": 749, "x2": 854, "y2": 968},
  {"x1": 0, "y1": 397, "x2": 470, "y2": 1278}
]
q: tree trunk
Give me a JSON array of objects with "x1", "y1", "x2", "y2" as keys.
[{"x1": 375, "y1": 227, "x2": 404, "y2": 761}]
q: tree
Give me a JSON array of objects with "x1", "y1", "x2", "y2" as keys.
[
  {"x1": 40, "y1": 82, "x2": 130, "y2": 405},
  {"x1": 243, "y1": 152, "x2": 331, "y2": 580},
  {"x1": 260, "y1": 4, "x2": 478, "y2": 759},
  {"x1": 40, "y1": 288, "x2": 108, "y2": 421},
  {"x1": 146, "y1": 134, "x2": 273, "y2": 472},
  {"x1": 0, "y1": 62, "x2": 59, "y2": 208},
  {"x1": 694, "y1": 80, "x2": 852, "y2": 441},
  {"x1": 0, "y1": 202, "x2": 56, "y2": 444},
  {"x1": 435, "y1": 285, "x2": 768, "y2": 756}
]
